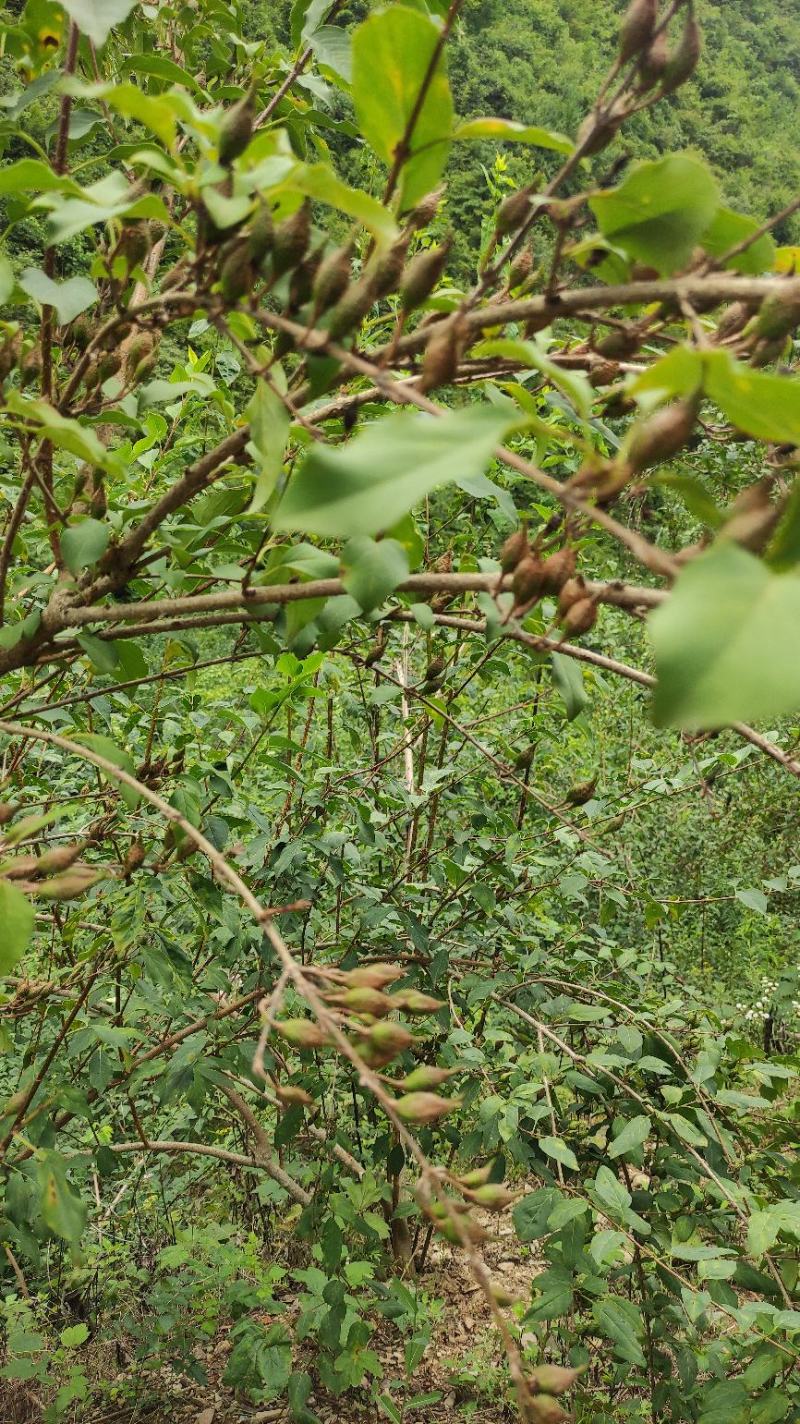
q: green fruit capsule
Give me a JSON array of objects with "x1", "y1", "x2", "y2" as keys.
[
  {"x1": 327, "y1": 279, "x2": 375, "y2": 341},
  {"x1": 312, "y1": 243, "x2": 353, "y2": 314},
  {"x1": 271, "y1": 202, "x2": 311, "y2": 278},
  {"x1": 247, "y1": 202, "x2": 275, "y2": 266},
  {"x1": 753, "y1": 290, "x2": 800, "y2": 342},
  {"x1": 218, "y1": 93, "x2": 255, "y2": 166},
  {"x1": 220, "y1": 245, "x2": 254, "y2": 303}
]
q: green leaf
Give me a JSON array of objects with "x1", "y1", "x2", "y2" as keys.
[
  {"x1": 592, "y1": 1296, "x2": 646, "y2": 1367},
  {"x1": 550, "y1": 652, "x2": 588, "y2": 720},
  {"x1": 0, "y1": 159, "x2": 83, "y2": 197},
  {"x1": 6, "y1": 391, "x2": 110, "y2": 466},
  {"x1": 59, "y1": 0, "x2": 139, "y2": 48},
  {"x1": 308, "y1": 25, "x2": 352, "y2": 83},
  {"x1": 0, "y1": 254, "x2": 14, "y2": 303},
  {"x1": 121, "y1": 53, "x2": 205, "y2": 93},
  {"x1": 608, "y1": 1114, "x2": 651, "y2": 1159},
  {"x1": 246, "y1": 379, "x2": 290, "y2": 512},
  {"x1": 701, "y1": 207, "x2": 776, "y2": 275},
  {"x1": 60, "y1": 1324, "x2": 89, "y2": 1349},
  {"x1": 589, "y1": 155, "x2": 720, "y2": 275},
  {"x1": 704, "y1": 350, "x2": 800, "y2": 446},
  {"x1": 61, "y1": 519, "x2": 110, "y2": 576},
  {"x1": 286, "y1": 162, "x2": 400, "y2": 246},
  {"x1": 630, "y1": 344, "x2": 704, "y2": 403},
  {"x1": 650, "y1": 542, "x2": 800, "y2": 729},
  {"x1": 735, "y1": 888, "x2": 769, "y2": 915},
  {"x1": 274, "y1": 406, "x2": 514, "y2": 538},
  {"x1": 38, "y1": 1153, "x2": 87, "y2": 1244},
  {"x1": 351, "y1": 6, "x2": 454, "y2": 210},
  {"x1": 453, "y1": 116, "x2": 573, "y2": 154},
  {"x1": 19, "y1": 268, "x2": 97, "y2": 326},
  {"x1": 593, "y1": 1165, "x2": 631, "y2": 1215},
  {"x1": 70, "y1": 732, "x2": 139, "y2": 810},
  {"x1": 0, "y1": 880, "x2": 35, "y2": 976},
  {"x1": 525, "y1": 1265, "x2": 574, "y2": 1322},
  {"x1": 478, "y1": 337, "x2": 593, "y2": 420},
  {"x1": 35, "y1": 171, "x2": 169, "y2": 244},
  {"x1": 747, "y1": 1202, "x2": 800, "y2": 1257},
  {"x1": 539, "y1": 1135, "x2": 579, "y2": 1171},
  {"x1": 76, "y1": 633, "x2": 119, "y2": 674},
  {"x1": 102, "y1": 83, "x2": 178, "y2": 148},
  {"x1": 513, "y1": 1187, "x2": 560, "y2": 1241},
  {"x1": 342, "y1": 536, "x2": 409, "y2": 612}
]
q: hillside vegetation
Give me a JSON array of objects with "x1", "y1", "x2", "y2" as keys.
[{"x1": 0, "y1": 2, "x2": 798, "y2": 1423}]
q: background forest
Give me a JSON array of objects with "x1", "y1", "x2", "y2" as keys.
[{"x1": 0, "y1": 1, "x2": 798, "y2": 1423}]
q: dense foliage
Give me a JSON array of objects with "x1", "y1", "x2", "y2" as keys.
[{"x1": 0, "y1": 2, "x2": 798, "y2": 1422}]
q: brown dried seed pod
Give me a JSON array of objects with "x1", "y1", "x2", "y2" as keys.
[
  {"x1": 540, "y1": 546, "x2": 577, "y2": 593},
  {"x1": 400, "y1": 240, "x2": 451, "y2": 312},
  {"x1": 34, "y1": 843, "x2": 84, "y2": 876},
  {"x1": 638, "y1": 30, "x2": 669, "y2": 88},
  {"x1": 661, "y1": 14, "x2": 701, "y2": 93},
  {"x1": 407, "y1": 186, "x2": 444, "y2": 230},
  {"x1": 589, "y1": 359, "x2": 621, "y2": 388},
  {"x1": 123, "y1": 841, "x2": 146, "y2": 876},
  {"x1": 366, "y1": 236, "x2": 409, "y2": 300},
  {"x1": 566, "y1": 775, "x2": 597, "y2": 805},
  {"x1": 576, "y1": 110, "x2": 623, "y2": 156},
  {"x1": 3, "y1": 855, "x2": 38, "y2": 879},
  {"x1": 716, "y1": 302, "x2": 753, "y2": 340},
  {"x1": 289, "y1": 248, "x2": 322, "y2": 310},
  {"x1": 507, "y1": 246, "x2": 534, "y2": 289},
  {"x1": 33, "y1": 868, "x2": 102, "y2": 900},
  {"x1": 275, "y1": 1084, "x2": 313, "y2": 1107},
  {"x1": 420, "y1": 321, "x2": 462, "y2": 392},
  {"x1": 115, "y1": 220, "x2": 152, "y2": 272},
  {"x1": 511, "y1": 554, "x2": 546, "y2": 604},
  {"x1": 515, "y1": 743, "x2": 537, "y2": 771},
  {"x1": 0, "y1": 802, "x2": 16, "y2": 826},
  {"x1": 627, "y1": 398, "x2": 698, "y2": 473},
  {"x1": 560, "y1": 597, "x2": 598, "y2": 637},
  {"x1": 595, "y1": 325, "x2": 640, "y2": 359},
  {"x1": 618, "y1": 0, "x2": 657, "y2": 63},
  {"x1": 495, "y1": 189, "x2": 531, "y2": 236},
  {"x1": 499, "y1": 523, "x2": 530, "y2": 573},
  {"x1": 558, "y1": 575, "x2": 587, "y2": 614}
]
